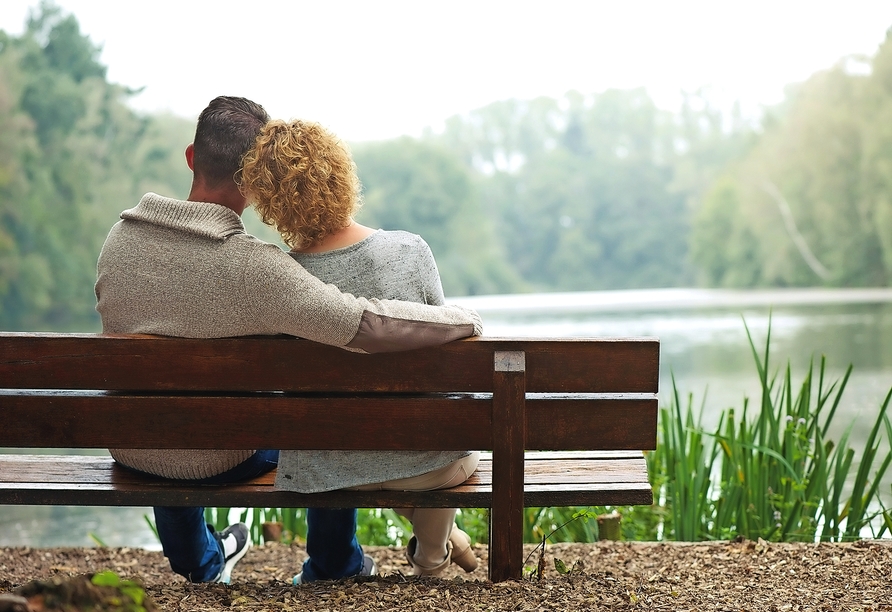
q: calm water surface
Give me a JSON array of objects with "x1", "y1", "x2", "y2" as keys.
[{"x1": 3, "y1": 288, "x2": 892, "y2": 548}]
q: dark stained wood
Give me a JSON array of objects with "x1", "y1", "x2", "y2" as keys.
[
  {"x1": 0, "y1": 452, "x2": 649, "y2": 483},
  {"x1": 0, "y1": 393, "x2": 655, "y2": 451},
  {"x1": 489, "y1": 352, "x2": 526, "y2": 582},
  {"x1": 526, "y1": 396, "x2": 658, "y2": 450},
  {"x1": 0, "y1": 333, "x2": 659, "y2": 393},
  {"x1": 0, "y1": 393, "x2": 493, "y2": 450},
  {"x1": 0, "y1": 453, "x2": 652, "y2": 508},
  {"x1": 0, "y1": 332, "x2": 660, "y2": 583}
]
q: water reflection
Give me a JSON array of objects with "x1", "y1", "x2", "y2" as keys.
[{"x1": 0, "y1": 505, "x2": 159, "y2": 549}]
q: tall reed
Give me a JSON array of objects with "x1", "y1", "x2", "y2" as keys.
[{"x1": 655, "y1": 319, "x2": 892, "y2": 542}]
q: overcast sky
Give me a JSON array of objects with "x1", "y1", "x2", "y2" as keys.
[{"x1": 1, "y1": 1, "x2": 891, "y2": 142}]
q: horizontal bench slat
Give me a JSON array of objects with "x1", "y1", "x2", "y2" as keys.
[
  {"x1": 505, "y1": 462, "x2": 651, "y2": 484},
  {"x1": 527, "y1": 397, "x2": 657, "y2": 450},
  {"x1": 0, "y1": 334, "x2": 660, "y2": 394},
  {"x1": 0, "y1": 393, "x2": 656, "y2": 451},
  {"x1": 500, "y1": 450, "x2": 646, "y2": 460},
  {"x1": 0, "y1": 393, "x2": 491, "y2": 450},
  {"x1": 0, "y1": 483, "x2": 654, "y2": 508},
  {"x1": 0, "y1": 454, "x2": 652, "y2": 486},
  {"x1": 0, "y1": 454, "x2": 652, "y2": 508}
]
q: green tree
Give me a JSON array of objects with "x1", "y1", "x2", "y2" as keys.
[
  {"x1": 0, "y1": 3, "x2": 200, "y2": 330},
  {"x1": 434, "y1": 89, "x2": 696, "y2": 291},
  {"x1": 690, "y1": 177, "x2": 761, "y2": 286},
  {"x1": 691, "y1": 29, "x2": 892, "y2": 288},
  {"x1": 353, "y1": 138, "x2": 522, "y2": 296}
]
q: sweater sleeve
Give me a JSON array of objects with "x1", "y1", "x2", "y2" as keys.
[
  {"x1": 414, "y1": 236, "x2": 447, "y2": 306},
  {"x1": 244, "y1": 241, "x2": 482, "y2": 353}
]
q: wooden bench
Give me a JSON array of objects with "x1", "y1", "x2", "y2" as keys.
[{"x1": 0, "y1": 332, "x2": 659, "y2": 582}]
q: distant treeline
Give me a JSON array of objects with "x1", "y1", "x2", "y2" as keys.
[{"x1": 2, "y1": 4, "x2": 892, "y2": 331}]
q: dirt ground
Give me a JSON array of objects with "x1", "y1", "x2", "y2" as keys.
[{"x1": 1, "y1": 539, "x2": 891, "y2": 611}]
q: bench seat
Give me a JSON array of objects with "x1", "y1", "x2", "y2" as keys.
[{"x1": 0, "y1": 451, "x2": 651, "y2": 508}]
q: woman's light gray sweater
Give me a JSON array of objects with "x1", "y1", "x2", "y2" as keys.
[
  {"x1": 95, "y1": 194, "x2": 482, "y2": 480},
  {"x1": 276, "y1": 230, "x2": 471, "y2": 493}
]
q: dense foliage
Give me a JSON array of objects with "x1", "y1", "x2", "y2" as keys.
[
  {"x1": 691, "y1": 35, "x2": 892, "y2": 287},
  {"x1": 2, "y1": 5, "x2": 892, "y2": 330},
  {"x1": 0, "y1": 2, "x2": 193, "y2": 330}
]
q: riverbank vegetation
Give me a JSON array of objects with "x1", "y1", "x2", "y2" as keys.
[{"x1": 3, "y1": 6, "x2": 892, "y2": 330}]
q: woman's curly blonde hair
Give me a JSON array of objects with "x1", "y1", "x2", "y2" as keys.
[{"x1": 239, "y1": 119, "x2": 362, "y2": 249}]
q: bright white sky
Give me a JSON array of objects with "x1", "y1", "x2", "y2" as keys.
[{"x1": 1, "y1": 1, "x2": 891, "y2": 142}]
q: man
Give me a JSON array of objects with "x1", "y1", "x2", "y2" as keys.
[{"x1": 94, "y1": 96, "x2": 482, "y2": 584}]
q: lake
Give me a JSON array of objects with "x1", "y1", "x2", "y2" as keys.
[{"x1": 3, "y1": 287, "x2": 892, "y2": 548}]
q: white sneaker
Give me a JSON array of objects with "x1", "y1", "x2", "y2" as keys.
[{"x1": 214, "y1": 522, "x2": 251, "y2": 584}]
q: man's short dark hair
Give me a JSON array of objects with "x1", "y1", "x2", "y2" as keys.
[{"x1": 192, "y1": 96, "x2": 269, "y2": 187}]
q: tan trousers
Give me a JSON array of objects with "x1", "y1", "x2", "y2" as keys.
[{"x1": 348, "y1": 452, "x2": 480, "y2": 566}]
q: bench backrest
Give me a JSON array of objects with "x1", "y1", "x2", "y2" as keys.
[{"x1": 0, "y1": 333, "x2": 659, "y2": 452}]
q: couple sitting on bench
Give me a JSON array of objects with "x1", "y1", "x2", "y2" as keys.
[{"x1": 95, "y1": 97, "x2": 484, "y2": 584}]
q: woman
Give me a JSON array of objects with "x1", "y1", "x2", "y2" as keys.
[{"x1": 240, "y1": 119, "x2": 479, "y2": 580}]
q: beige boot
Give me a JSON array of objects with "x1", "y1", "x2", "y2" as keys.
[
  {"x1": 406, "y1": 536, "x2": 453, "y2": 576},
  {"x1": 449, "y1": 527, "x2": 478, "y2": 572}
]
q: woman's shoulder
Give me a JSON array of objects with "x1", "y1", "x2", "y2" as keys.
[{"x1": 372, "y1": 229, "x2": 431, "y2": 250}]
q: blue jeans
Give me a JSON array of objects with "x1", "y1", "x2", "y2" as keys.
[
  {"x1": 299, "y1": 507, "x2": 364, "y2": 582},
  {"x1": 151, "y1": 450, "x2": 279, "y2": 582},
  {"x1": 150, "y1": 452, "x2": 362, "y2": 582}
]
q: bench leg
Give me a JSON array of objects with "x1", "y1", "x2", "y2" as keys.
[{"x1": 490, "y1": 351, "x2": 526, "y2": 582}]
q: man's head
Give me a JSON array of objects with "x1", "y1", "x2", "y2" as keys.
[{"x1": 190, "y1": 96, "x2": 269, "y2": 189}]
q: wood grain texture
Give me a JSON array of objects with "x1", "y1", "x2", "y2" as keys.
[
  {"x1": 0, "y1": 333, "x2": 659, "y2": 393},
  {"x1": 0, "y1": 392, "x2": 655, "y2": 450},
  {"x1": 0, "y1": 332, "x2": 660, "y2": 582},
  {"x1": 489, "y1": 352, "x2": 526, "y2": 582},
  {"x1": 0, "y1": 453, "x2": 653, "y2": 508}
]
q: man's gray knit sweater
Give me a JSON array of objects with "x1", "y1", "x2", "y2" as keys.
[{"x1": 95, "y1": 193, "x2": 482, "y2": 480}]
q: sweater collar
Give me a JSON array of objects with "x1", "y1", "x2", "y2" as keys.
[{"x1": 121, "y1": 193, "x2": 246, "y2": 240}]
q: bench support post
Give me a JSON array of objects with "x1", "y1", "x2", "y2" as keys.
[{"x1": 489, "y1": 350, "x2": 526, "y2": 582}]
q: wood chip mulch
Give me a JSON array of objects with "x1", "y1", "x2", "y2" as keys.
[{"x1": 1, "y1": 539, "x2": 890, "y2": 611}]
